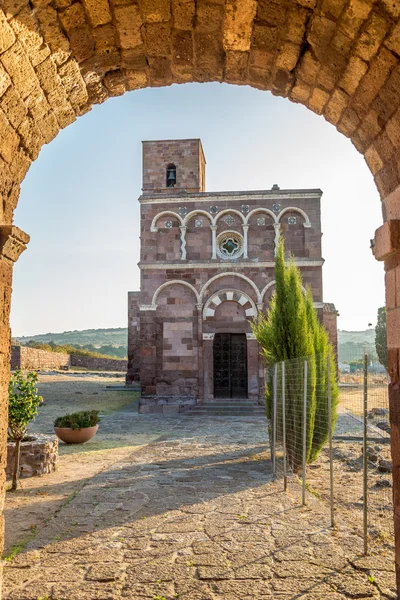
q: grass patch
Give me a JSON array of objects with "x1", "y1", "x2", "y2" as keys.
[{"x1": 3, "y1": 526, "x2": 37, "y2": 562}]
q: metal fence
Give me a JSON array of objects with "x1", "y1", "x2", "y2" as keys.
[{"x1": 269, "y1": 345, "x2": 393, "y2": 554}]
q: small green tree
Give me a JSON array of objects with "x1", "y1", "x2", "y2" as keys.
[
  {"x1": 252, "y1": 235, "x2": 338, "y2": 471},
  {"x1": 8, "y1": 370, "x2": 42, "y2": 491},
  {"x1": 375, "y1": 306, "x2": 388, "y2": 372},
  {"x1": 305, "y1": 288, "x2": 338, "y2": 462}
]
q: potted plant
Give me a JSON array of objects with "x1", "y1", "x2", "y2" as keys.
[
  {"x1": 54, "y1": 410, "x2": 100, "y2": 444},
  {"x1": 8, "y1": 370, "x2": 43, "y2": 490}
]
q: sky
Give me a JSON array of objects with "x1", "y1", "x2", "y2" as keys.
[{"x1": 10, "y1": 82, "x2": 384, "y2": 337}]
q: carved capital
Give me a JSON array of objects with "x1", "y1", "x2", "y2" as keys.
[{"x1": 0, "y1": 226, "x2": 30, "y2": 264}]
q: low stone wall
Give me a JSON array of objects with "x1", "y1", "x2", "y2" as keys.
[
  {"x1": 10, "y1": 345, "x2": 127, "y2": 372},
  {"x1": 6, "y1": 434, "x2": 58, "y2": 479},
  {"x1": 70, "y1": 354, "x2": 127, "y2": 372},
  {"x1": 11, "y1": 346, "x2": 70, "y2": 370}
]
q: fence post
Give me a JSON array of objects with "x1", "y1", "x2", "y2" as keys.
[
  {"x1": 302, "y1": 360, "x2": 308, "y2": 506},
  {"x1": 327, "y1": 354, "x2": 334, "y2": 528},
  {"x1": 282, "y1": 361, "x2": 287, "y2": 492},
  {"x1": 363, "y1": 351, "x2": 368, "y2": 555},
  {"x1": 272, "y1": 363, "x2": 277, "y2": 478}
]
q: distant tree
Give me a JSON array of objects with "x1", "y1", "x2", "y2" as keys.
[
  {"x1": 375, "y1": 306, "x2": 388, "y2": 372},
  {"x1": 8, "y1": 371, "x2": 42, "y2": 490}
]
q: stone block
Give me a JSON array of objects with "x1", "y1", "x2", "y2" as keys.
[
  {"x1": 1, "y1": 41, "x2": 38, "y2": 100},
  {"x1": 83, "y1": 0, "x2": 112, "y2": 27},
  {"x1": 0, "y1": 86, "x2": 26, "y2": 129},
  {"x1": 0, "y1": 10, "x2": 16, "y2": 54},
  {"x1": 162, "y1": 404, "x2": 180, "y2": 415},
  {"x1": 387, "y1": 307, "x2": 400, "y2": 349},
  {"x1": 139, "y1": 0, "x2": 171, "y2": 23},
  {"x1": 374, "y1": 220, "x2": 400, "y2": 261},
  {"x1": 35, "y1": 5, "x2": 71, "y2": 66},
  {"x1": 145, "y1": 22, "x2": 171, "y2": 56},
  {"x1": 382, "y1": 186, "x2": 400, "y2": 221},
  {"x1": 223, "y1": 0, "x2": 256, "y2": 52},
  {"x1": 10, "y1": 6, "x2": 50, "y2": 67},
  {"x1": 0, "y1": 107, "x2": 19, "y2": 164},
  {"x1": 115, "y1": 4, "x2": 143, "y2": 49}
]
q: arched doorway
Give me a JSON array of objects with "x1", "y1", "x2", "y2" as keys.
[{"x1": 1, "y1": 0, "x2": 400, "y2": 593}]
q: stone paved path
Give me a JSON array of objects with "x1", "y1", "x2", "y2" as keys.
[{"x1": 4, "y1": 410, "x2": 395, "y2": 599}]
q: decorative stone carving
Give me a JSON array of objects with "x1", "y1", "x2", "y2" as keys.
[
  {"x1": 272, "y1": 203, "x2": 281, "y2": 213},
  {"x1": 209, "y1": 206, "x2": 218, "y2": 214},
  {"x1": 179, "y1": 225, "x2": 187, "y2": 260},
  {"x1": 216, "y1": 231, "x2": 244, "y2": 260},
  {"x1": 178, "y1": 207, "x2": 187, "y2": 217},
  {"x1": 0, "y1": 226, "x2": 30, "y2": 264},
  {"x1": 257, "y1": 217, "x2": 265, "y2": 226},
  {"x1": 288, "y1": 216, "x2": 297, "y2": 224},
  {"x1": 225, "y1": 215, "x2": 235, "y2": 225},
  {"x1": 165, "y1": 221, "x2": 173, "y2": 229},
  {"x1": 241, "y1": 204, "x2": 250, "y2": 213},
  {"x1": 195, "y1": 219, "x2": 203, "y2": 227}
]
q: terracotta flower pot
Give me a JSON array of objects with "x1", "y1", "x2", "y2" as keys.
[{"x1": 54, "y1": 425, "x2": 99, "y2": 444}]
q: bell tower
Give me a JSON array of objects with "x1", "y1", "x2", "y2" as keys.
[{"x1": 142, "y1": 139, "x2": 206, "y2": 195}]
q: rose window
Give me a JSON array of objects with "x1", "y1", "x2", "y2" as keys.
[{"x1": 217, "y1": 231, "x2": 244, "y2": 260}]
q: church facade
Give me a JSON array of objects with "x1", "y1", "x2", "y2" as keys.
[{"x1": 127, "y1": 139, "x2": 337, "y2": 414}]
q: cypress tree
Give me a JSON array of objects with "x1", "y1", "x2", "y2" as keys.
[{"x1": 252, "y1": 235, "x2": 338, "y2": 471}]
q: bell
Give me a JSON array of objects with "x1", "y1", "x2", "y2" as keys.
[{"x1": 167, "y1": 170, "x2": 175, "y2": 181}]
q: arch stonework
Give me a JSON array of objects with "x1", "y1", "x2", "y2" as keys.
[
  {"x1": 202, "y1": 288, "x2": 257, "y2": 319},
  {"x1": 1, "y1": 0, "x2": 400, "y2": 593},
  {"x1": 151, "y1": 279, "x2": 200, "y2": 307},
  {"x1": 277, "y1": 206, "x2": 311, "y2": 227},
  {"x1": 150, "y1": 210, "x2": 183, "y2": 232}
]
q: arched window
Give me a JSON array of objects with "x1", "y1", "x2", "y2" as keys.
[{"x1": 166, "y1": 164, "x2": 177, "y2": 188}]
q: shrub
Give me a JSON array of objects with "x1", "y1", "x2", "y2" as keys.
[
  {"x1": 8, "y1": 370, "x2": 43, "y2": 490},
  {"x1": 54, "y1": 410, "x2": 100, "y2": 430}
]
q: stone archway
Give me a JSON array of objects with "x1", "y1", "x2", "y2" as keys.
[{"x1": 1, "y1": 0, "x2": 400, "y2": 592}]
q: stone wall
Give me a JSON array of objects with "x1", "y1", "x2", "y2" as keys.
[
  {"x1": 127, "y1": 291, "x2": 140, "y2": 384},
  {"x1": 11, "y1": 345, "x2": 127, "y2": 372},
  {"x1": 11, "y1": 346, "x2": 70, "y2": 370},
  {"x1": 70, "y1": 354, "x2": 127, "y2": 372},
  {"x1": 6, "y1": 434, "x2": 58, "y2": 480},
  {"x1": 142, "y1": 139, "x2": 205, "y2": 194}
]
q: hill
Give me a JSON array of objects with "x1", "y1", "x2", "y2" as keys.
[
  {"x1": 337, "y1": 328, "x2": 376, "y2": 362},
  {"x1": 15, "y1": 326, "x2": 377, "y2": 363},
  {"x1": 14, "y1": 328, "x2": 128, "y2": 348}
]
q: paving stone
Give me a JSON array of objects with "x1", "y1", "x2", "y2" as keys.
[{"x1": 3, "y1": 415, "x2": 396, "y2": 599}]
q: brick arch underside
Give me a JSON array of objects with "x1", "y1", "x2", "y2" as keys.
[{"x1": 2, "y1": 0, "x2": 400, "y2": 594}]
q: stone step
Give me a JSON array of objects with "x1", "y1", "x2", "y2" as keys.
[{"x1": 186, "y1": 404, "x2": 266, "y2": 416}]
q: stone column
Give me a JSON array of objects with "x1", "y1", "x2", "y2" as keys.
[
  {"x1": 179, "y1": 225, "x2": 187, "y2": 260},
  {"x1": 373, "y1": 187, "x2": 400, "y2": 592},
  {"x1": 211, "y1": 225, "x2": 217, "y2": 260},
  {"x1": 0, "y1": 226, "x2": 29, "y2": 594},
  {"x1": 273, "y1": 223, "x2": 280, "y2": 256},
  {"x1": 203, "y1": 333, "x2": 214, "y2": 399},
  {"x1": 196, "y1": 304, "x2": 204, "y2": 401},
  {"x1": 242, "y1": 224, "x2": 249, "y2": 259}
]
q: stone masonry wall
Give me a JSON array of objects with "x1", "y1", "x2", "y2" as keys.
[
  {"x1": 11, "y1": 346, "x2": 127, "y2": 372},
  {"x1": 142, "y1": 139, "x2": 205, "y2": 194},
  {"x1": 11, "y1": 345, "x2": 70, "y2": 370},
  {"x1": 70, "y1": 354, "x2": 127, "y2": 372}
]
